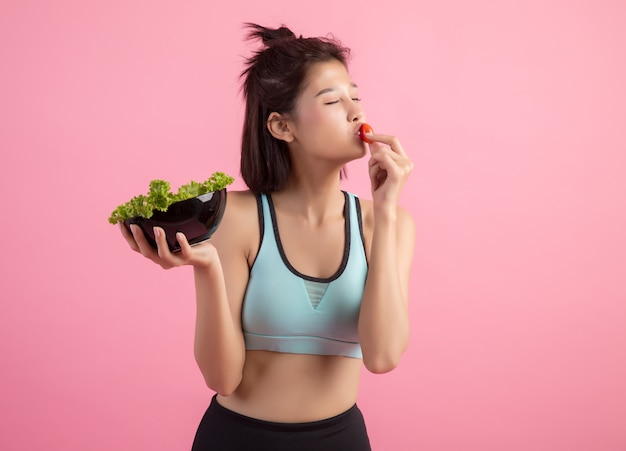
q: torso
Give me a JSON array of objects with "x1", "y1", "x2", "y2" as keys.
[
  {"x1": 213, "y1": 190, "x2": 375, "y2": 422},
  {"x1": 217, "y1": 351, "x2": 362, "y2": 422}
]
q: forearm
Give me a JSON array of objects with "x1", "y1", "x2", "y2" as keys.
[
  {"x1": 358, "y1": 207, "x2": 410, "y2": 373},
  {"x1": 193, "y1": 262, "x2": 246, "y2": 395}
]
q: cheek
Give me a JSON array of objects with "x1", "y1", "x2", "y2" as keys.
[
  {"x1": 296, "y1": 111, "x2": 330, "y2": 143},
  {"x1": 296, "y1": 105, "x2": 347, "y2": 148},
  {"x1": 301, "y1": 109, "x2": 345, "y2": 136},
  {"x1": 298, "y1": 107, "x2": 326, "y2": 126}
]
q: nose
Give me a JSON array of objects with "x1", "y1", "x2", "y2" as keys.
[{"x1": 349, "y1": 104, "x2": 365, "y2": 123}]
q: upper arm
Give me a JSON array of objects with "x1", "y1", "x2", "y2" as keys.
[
  {"x1": 396, "y1": 206, "x2": 416, "y2": 303},
  {"x1": 361, "y1": 201, "x2": 416, "y2": 304},
  {"x1": 208, "y1": 191, "x2": 259, "y2": 327}
]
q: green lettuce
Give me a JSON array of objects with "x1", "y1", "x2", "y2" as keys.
[{"x1": 108, "y1": 171, "x2": 234, "y2": 224}]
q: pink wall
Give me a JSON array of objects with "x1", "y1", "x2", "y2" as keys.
[{"x1": 1, "y1": 1, "x2": 625, "y2": 449}]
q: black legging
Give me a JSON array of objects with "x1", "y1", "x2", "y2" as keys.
[{"x1": 191, "y1": 395, "x2": 372, "y2": 451}]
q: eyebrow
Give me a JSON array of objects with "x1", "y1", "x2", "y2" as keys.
[{"x1": 314, "y1": 83, "x2": 358, "y2": 97}]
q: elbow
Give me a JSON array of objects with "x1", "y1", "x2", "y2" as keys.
[
  {"x1": 195, "y1": 356, "x2": 242, "y2": 396},
  {"x1": 363, "y1": 352, "x2": 402, "y2": 374},
  {"x1": 202, "y1": 373, "x2": 242, "y2": 397},
  {"x1": 361, "y1": 332, "x2": 409, "y2": 374},
  {"x1": 362, "y1": 337, "x2": 408, "y2": 374},
  {"x1": 212, "y1": 384, "x2": 238, "y2": 398}
]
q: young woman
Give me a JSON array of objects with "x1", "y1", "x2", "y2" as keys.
[{"x1": 120, "y1": 23, "x2": 415, "y2": 451}]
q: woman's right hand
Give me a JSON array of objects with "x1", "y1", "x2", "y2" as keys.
[{"x1": 119, "y1": 223, "x2": 218, "y2": 270}]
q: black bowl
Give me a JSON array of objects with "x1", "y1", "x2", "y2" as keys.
[{"x1": 124, "y1": 189, "x2": 227, "y2": 252}]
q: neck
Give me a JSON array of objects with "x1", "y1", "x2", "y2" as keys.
[{"x1": 273, "y1": 166, "x2": 345, "y2": 225}]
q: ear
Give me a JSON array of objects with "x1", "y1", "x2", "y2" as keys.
[{"x1": 267, "y1": 112, "x2": 295, "y2": 143}]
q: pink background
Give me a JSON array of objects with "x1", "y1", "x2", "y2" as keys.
[{"x1": 1, "y1": 1, "x2": 625, "y2": 450}]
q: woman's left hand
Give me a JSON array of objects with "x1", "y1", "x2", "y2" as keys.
[{"x1": 365, "y1": 132, "x2": 414, "y2": 208}]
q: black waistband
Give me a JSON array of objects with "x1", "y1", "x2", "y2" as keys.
[{"x1": 209, "y1": 394, "x2": 361, "y2": 433}]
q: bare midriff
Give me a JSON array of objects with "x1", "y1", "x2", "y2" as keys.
[{"x1": 216, "y1": 350, "x2": 362, "y2": 423}]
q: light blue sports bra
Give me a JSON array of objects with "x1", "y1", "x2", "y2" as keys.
[{"x1": 242, "y1": 191, "x2": 368, "y2": 358}]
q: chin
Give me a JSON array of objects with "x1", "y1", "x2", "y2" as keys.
[
  {"x1": 353, "y1": 142, "x2": 369, "y2": 159},
  {"x1": 340, "y1": 149, "x2": 367, "y2": 167}
]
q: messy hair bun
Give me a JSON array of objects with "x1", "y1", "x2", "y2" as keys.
[
  {"x1": 239, "y1": 23, "x2": 351, "y2": 193},
  {"x1": 244, "y1": 23, "x2": 298, "y2": 45}
]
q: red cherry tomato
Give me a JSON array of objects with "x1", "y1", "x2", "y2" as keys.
[{"x1": 359, "y1": 123, "x2": 374, "y2": 143}]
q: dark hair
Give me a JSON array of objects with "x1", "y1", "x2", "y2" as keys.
[{"x1": 239, "y1": 23, "x2": 351, "y2": 193}]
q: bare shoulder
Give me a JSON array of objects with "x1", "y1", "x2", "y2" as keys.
[
  {"x1": 210, "y1": 190, "x2": 259, "y2": 257},
  {"x1": 356, "y1": 198, "x2": 415, "y2": 236},
  {"x1": 222, "y1": 190, "x2": 258, "y2": 218},
  {"x1": 356, "y1": 198, "x2": 416, "y2": 277}
]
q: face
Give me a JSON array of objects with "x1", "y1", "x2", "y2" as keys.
[{"x1": 286, "y1": 59, "x2": 368, "y2": 164}]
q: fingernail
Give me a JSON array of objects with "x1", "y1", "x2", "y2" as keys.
[{"x1": 153, "y1": 227, "x2": 159, "y2": 238}]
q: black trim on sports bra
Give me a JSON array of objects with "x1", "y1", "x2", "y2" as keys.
[
  {"x1": 248, "y1": 193, "x2": 265, "y2": 271},
  {"x1": 255, "y1": 193, "x2": 265, "y2": 246},
  {"x1": 266, "y1": 191, "x2": 351, "y2": 283},
  {"x1": 354, "y1": 196, "x2": 367, "y2": 259}
]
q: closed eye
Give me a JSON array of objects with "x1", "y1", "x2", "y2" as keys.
[{"x1": 324, "y1": 98, "x2": 362, "y2": 105}]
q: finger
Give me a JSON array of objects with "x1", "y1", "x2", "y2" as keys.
[
  {"x1": 153, "y1": 226, "x2": 179, "y2": 266},
  {"x1": 130, "y1": 224, "x2": 159, "y2": 259},
  {"x1": 370, "y1": 152, "x2": 396, "y2": 179},
  {"x1": 369, "y1": 145, "x2": 403, "y2": 163},
  {"x1": 365, "y1": 133, "x2": 407, "y2": 158},
  {"x1": 369, "y1": 151, "x2": 413, "y2": 187},
  {"x1": 368, "y1": 146, "x2": 408, "y2": 173},
  {"x1": 369, "y1": 165, "x2": 387, "y2": 191},
  {"x1": 119, "y1": 222, "x2": 140, "y2": 252},
  {"x1": 175, "y1": 231, "x2": 193, "y2": 260},
  {"x1": 370, "y1": 145, "x2": 414, "y2": 172}
]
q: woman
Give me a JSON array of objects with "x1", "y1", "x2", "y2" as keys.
[{"x1": 120, "y1": 23, "x2": 415, "y2": 451}]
